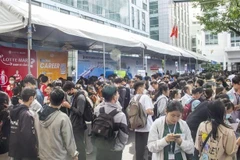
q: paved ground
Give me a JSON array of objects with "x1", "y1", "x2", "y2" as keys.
[{"x1": 87, "y1": 131, "x2": 135, "y2": 160}]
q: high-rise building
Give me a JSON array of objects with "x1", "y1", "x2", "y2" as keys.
[
  {"x1": 149, "y1": 0, "x2": 190, "y2": 50},
  {"x1": 20, "y1": 0, "x2": 149, "y2": 37}
]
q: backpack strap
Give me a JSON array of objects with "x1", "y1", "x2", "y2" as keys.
[
  {"x1": 201, "y1": 130, "x2": 212, "y2": 153},
  {"x1": 108, "y1": 109, "x2": 119, "y2": 117},
  {"x1": 99, "y1": 107, "x2": 105, "y2": 114},
  {"x1": 136, "y1": 95, "x2": 142, "y2": 102}
]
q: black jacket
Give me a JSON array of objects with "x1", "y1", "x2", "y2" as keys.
[
  {"x1": 9, "y1": 104, "x2": 38, "y2": 158},
  {"x1": 70, "y1": 91, "x2": 87, "y2": 130},
  {"x1": 186, "y1": 101, "x2": 209, "y2": 142},
  {"x1": 0, "y1": 109, "x2": 10, "y2": 154}
]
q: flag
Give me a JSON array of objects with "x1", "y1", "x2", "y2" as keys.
[
  {"x1": 170, "y1": 26, "x2": 176, "y2": 37},
  {"x1": 170, "y1": 25, "x2": 178, "y2": 38},
  {"x1": 175, "y1": 26, "x2": 178, "y2": 38}
]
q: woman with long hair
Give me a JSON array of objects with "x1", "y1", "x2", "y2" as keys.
[
  {"x1": 153, "y1": 83, "x2": 169, "y2": 120},
  {"x1": 195, "y1": 100, "x2": 239, "y2": 160},
  {"x1": 148, "y1": 100, "x2": 194, "y2": 160}
]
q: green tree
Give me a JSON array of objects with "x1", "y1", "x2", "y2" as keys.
[{"x1": 193, "y1": 0, "x2": 240, "y2": 35}]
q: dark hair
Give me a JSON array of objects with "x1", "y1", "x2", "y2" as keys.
[
  {"x1": 41, "y1": 76, "x2": 48, "y2": 83},
  {"x1": 21, "y1": 88, "x2": 36, "y2": 102},
  {"x1": 50, "y1": 88, "x2": 65, "y2": 106},
  {"x1": 216, "y1": 87, "x2": 225, "y2": 95},
  {"x1": 232, "y1": 76, "x2": 240, "y2": 85},
  {"x1": 150, "y1": 81, "x2": 158, "y2": 85},
  {"x1": 133, "y1": 81, "x2": 145, "y2": 91},
  {"x1": 196, "y1": 79, "x2": 204, "y2": 87},
  {"x1": 135, "y1": 75, "x2": 143, "y2": 81},
  {"x1": 23, "y1": 75, "x2": 36, "y2": 85},
  {"x1": 166, "y1": 100, "x2": 183, "y2": 113},
  {"x1": 221, "y1": 99, "x2": 234, "y2": 110},
  {"x1": 114, "y1": 78, "x2": 123, "y2": 84},
  {"x1": 102, "y1": 85, "x2": 117, "y2": 102},
  {"x1": 151, "y1": 74, "x2": 158, "y2": 80},
  {"x1": 153, "y1": 83, "x2": 169, "y2": 101},
  {"x1": 215, "y1": 93, "x2": 230, "y2": 100},
  {"x1": 169, "y1": 89, "x2": 179, "y2": 100},
  {"x1": 205, "y1": 72, "x2": 212, "y2": 80},
  {"x1": 62, "y1": 81, "x2": 75, "y2": 92},
  {"x1": 187, "y1": 79, "x2": 194, "y2": 84},
  {"x1": 203, "y1": 88, "x2": 213, "y2": 100},
  {"x1": 67, "y1": 76, "x2": 73, "y2": 81},
  {"x1": 192, "y1": 87, "x2": 203, "y2": 94},
  {"x1": 207, "y1": 100, "x2": 231, "y2": 140},
  {"x1": 47, "y1": 83, "x2": 53, "y2": 88},
  {"x1": 12, "y1": 87, "x2": 21, "y2": 96},
  {"x1": 0, "y1": 92, "x2": 9, "y2": 122}
]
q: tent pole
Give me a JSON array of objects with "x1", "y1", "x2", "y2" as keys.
[
  {"x1": 27, "y1": 0, "x2": 32, "y2": 75},
  {"x1": 179, "y1": 56, "x2": 181, "y2": 73},
  {"x1": 103, "y1": 43, "x2": 106, "y2": 79},
  {"x1": 143, "y1": 48, "x2": 145, "y2": 71},
  {"x1": 164, "y1": 55, "x2": 166, "y2": 73}
]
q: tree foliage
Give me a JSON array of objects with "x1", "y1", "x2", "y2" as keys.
[{"x1": 193, "y1": 0, "x2": 240, "y2": 35}]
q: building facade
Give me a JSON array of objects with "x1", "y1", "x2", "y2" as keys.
[
  {"x1": 189, "y1": 3, "x2": 240, "y2": 70},
  {"x1": 20, "y1": 0, "x2": 149, "y2": 37},
  {"x1": 149, "y1": 0, "x2": 190, "y2": 50}
]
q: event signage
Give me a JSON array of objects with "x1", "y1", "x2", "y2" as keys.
[
  {"x1": 0, "y1": 46, "x2": 37, "y2": 89},
  {"x1": 37, "y1": 51, "x2": 68, "y2": 80}
]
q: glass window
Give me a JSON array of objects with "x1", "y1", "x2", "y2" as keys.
[
  {"x1": 137, "y1": 10, "x2": 140, "y2": 29},
  {"x1": 60, "y1": 8, "x2": 70, "y2": 14},
  {"x1": 132, "y1": 0, "x2": 136, "y2": 5},
  {"x1": 143, "y1": 2, "x2": 147, "y2": 11},
  {"x1": 132, "y1": 7, "x2": 134, "y2": 27},
  {"x1": 56, "y1": 0, "x2": 74, "y2": 6},
  {"x1": 150, "y1": 2, "x2": 158, "y2": 14},
  {"x1": 205, "y1": 33, "x2": 218, "y2": 45},
  {"x1": 150, "y1": 30, "x2": 159, "y2": 40},
  {"x1": 192, "y1": 37, "x2": 196, "y2": 46},
  {"x1": 150, "y1": 17, "x2": 159, "y2": 27}
]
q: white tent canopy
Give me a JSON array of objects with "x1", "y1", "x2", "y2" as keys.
[{"x1": 0, "y1": 0, "x2": 209, "y2": 61}]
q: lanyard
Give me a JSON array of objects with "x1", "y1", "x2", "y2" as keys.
[
  {"x1": 167, "y1": 123, "x2": 177, "y2": 153},
  {"x1": 234, "y1": 93, "x2": 240, "y2": 105}
]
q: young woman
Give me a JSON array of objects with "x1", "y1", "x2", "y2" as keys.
[
  {"x1": 153, "y1": 83, "x2": 169, "y2": 119},
  {"x1": 169, "y1": 89, "x2": 181, "y2": 101},
  {"x1": 195, "y1": 100, "x2": 239, "y2": 160},
  {"x1": 148, "y1": 100, "x2": 194, "y2": 160}
]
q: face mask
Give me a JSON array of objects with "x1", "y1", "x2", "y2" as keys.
[
  {"x1": 226, "y1": 113, "x2": 231, "y2": 119},
  {"x1": 9, "y1": 80, "x2": 14, "y2": 84}
]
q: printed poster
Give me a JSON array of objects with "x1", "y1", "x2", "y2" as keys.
[
  {"x1": 37, "y1": 51, "x2": 68, "y2": 80},
  {"x1": 0, "y1": 46, "x2": 37, "y2": 89}
]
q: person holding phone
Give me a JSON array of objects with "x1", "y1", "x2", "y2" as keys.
[{"x1": 148, "y1": 100, "x2": 194, "y2": 160}]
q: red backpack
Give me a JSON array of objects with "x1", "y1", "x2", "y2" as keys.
[{"x1": 182, "y1": 99, "x2": 195, "y2": 120}]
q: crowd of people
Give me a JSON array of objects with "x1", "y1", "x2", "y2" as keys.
[{"x1": 0, "y1": 70, "x2": 240, "y2": 160}]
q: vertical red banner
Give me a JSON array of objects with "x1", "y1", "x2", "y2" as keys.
[{"x1": 0, "y1": 46, "x2": 37, "y2": 89}]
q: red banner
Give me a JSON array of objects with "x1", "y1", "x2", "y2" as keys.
[{"x1": 0, "y1": 46, "x2": 37, "y2": 89}]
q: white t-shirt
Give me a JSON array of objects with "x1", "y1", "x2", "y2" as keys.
[{"x1": 134, "y1": 94, "x2": 154, "y2": 132}]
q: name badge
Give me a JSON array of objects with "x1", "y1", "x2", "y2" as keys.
[{"x1": 168, "y1": 152, "x2": 175, "y2": 160}]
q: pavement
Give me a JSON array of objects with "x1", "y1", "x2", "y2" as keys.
[{"x1": 87, "y1": 131, "x2": 136, "y2": 160}]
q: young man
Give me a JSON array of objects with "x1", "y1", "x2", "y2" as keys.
[
  {"x1": 35, "y1": 88, "x2": 78, "y2": 160},
  {"x1": 93, "y1": 85, "x2": 129, "y2": 160},
  {"x1": 23, "y1": 75, "x2": 43, "y2": 112},
  {"x1": 133, "y1": 81, "x2": 154, "y2": 160},
  {"x1": 9, "y1": 88, "x2": 38, "y2": 160},
  {"x1": 185, "y1": 87, "x2": 202, "y2": 112},
  {"x1": 63, "y1": 81, "x2": 87, "y2": 160}
]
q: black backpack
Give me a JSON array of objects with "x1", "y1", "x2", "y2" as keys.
[
  {"x1": 74, "y1": 91, "x2": 94, "y2": 122},
  {"x1": 91, "y1": 107, "x2": 119, "y2": 149}
]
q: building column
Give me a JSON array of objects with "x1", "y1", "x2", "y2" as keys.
[{"x1": 73, "y1": 0, "x2": 77, "y2": 8}]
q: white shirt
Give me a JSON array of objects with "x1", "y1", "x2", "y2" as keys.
[
  {"x1": 181, "y1": 93, "x2": 192, "y2": 107},
  {"x1": 134, "y1": 94, "x2": 154, "y2": 132}
]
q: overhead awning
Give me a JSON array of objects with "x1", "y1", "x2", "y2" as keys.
[{"x1": 0, "y1": 0, "x2": 209, "y2": 61}]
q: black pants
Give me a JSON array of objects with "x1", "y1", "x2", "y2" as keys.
[
  {"x1": 73, "y1": 129, "x2": 86, "y2": 160},
  {"x1": 13, "y1": 158, "x2": 38, "y2": 160},
  {"x1": 96, "y1": 148, "x2": 123, "y2": 160},
  {"x1": 135, "y1": 132, "x2": 151, "y2": 160}
]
